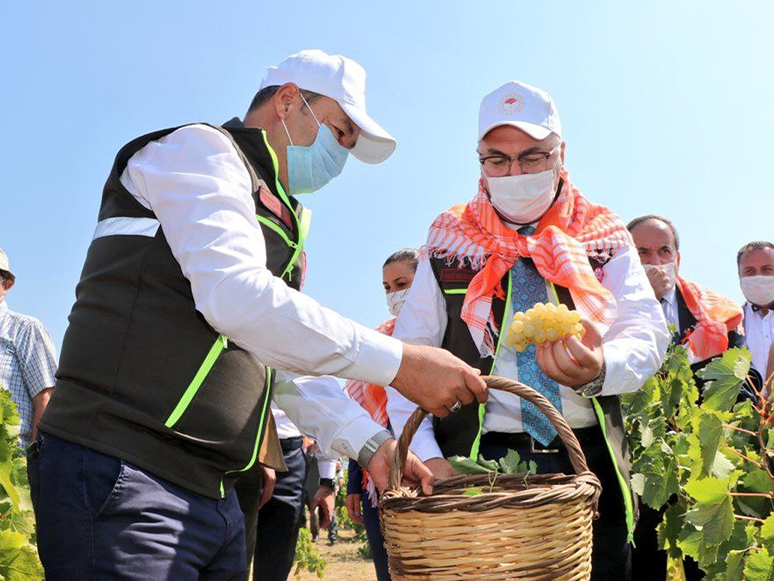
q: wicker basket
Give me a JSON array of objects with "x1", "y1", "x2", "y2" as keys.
[{"x1": 379, "y1": 376, "x2": 602, "y2": 581}]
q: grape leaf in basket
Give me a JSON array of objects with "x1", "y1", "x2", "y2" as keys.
[{"x1": 448, "y1": 456, "x2": 493, "y2": 475}]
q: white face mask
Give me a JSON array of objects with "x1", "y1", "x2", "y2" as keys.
[
  {"x1": 386, "y1": 288, "x2": 410, "y2": 317},
  {"x1": 485, "y1": 167, "x2": 559, "y2": 224},
  {"x1": 643, "y1": 262, "x2": 678, "y2": 293},
  {"x1": 740, "y1": 275, "x2": 774, "y2": 307}
]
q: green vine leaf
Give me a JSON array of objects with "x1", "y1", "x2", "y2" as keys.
[
  {"x1": 697, "y1": 349, "x2": 751, "y2": 411},
  {"x1": 743, "y1": 548, "x2": 774, "y2": 581}
]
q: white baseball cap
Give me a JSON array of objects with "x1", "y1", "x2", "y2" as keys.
[
  {"x1": 0, "y1": 247, "x2": 14, "y2": 281},
  {"x1": 260, "y1": 49, "x2": 396, "y2": 164},
  {"x1": 478, "y1": 80, "x2": 562, "y2": 142}
]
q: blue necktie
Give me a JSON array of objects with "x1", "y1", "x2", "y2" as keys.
[{"x1": 511, "y1": 226, "x2": 563, "y2": 445}]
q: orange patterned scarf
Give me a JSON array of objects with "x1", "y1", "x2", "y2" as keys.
[
  {"x1": 422, "y1": 171, "x2": 633, "y2": 355},
  {"x1": 676, "y1": 277, "x2": 743, "y2": 362},
  {"x1": 344, "y1": 319, "x2": 394, "y2": 427}
]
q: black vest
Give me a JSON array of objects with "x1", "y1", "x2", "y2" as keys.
[{"x1": 41, "y1": 120, "x2": 305, "y2": 499}]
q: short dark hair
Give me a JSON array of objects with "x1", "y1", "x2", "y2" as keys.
[
  {"x1": 626, "y1": 214, "x2": 680, "y2": 251},
  {"x1": 737, "y1": 241, "x2": 774, "y2": 267},
  {"x1": 384, "y1": 248, "x2": 419, "y2": 271},
  {"x1": 247, "y1": 85, "x2": 322, "y2": 114}
]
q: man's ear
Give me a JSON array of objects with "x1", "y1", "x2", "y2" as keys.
[
  {"x1": 676, "y1": 251, "x2": 681, "y2": 269},
  {"x1": 274, "y1": 83, "x2": 300, "y2": 121}
]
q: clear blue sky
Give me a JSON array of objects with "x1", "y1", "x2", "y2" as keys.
[{"x1": 1, "y1": 1, "x2": 772, "y2": 350}]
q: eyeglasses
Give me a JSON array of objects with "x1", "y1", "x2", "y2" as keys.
[{"x1": 478, "y1": 144, "x2": 561, "y2": 177}]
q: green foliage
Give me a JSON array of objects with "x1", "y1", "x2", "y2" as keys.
[
  {"x1": 623, "y1": 345, "x2": 774, "y2": 579},
  {"x1": 448, "y1": 450, "x2": 537, "y2": 478},
  {"x1": 0, "y1": 386, "x2": 43, "y2": 581},
  {"x1": 293, "y1": 528, "x2": 325, "y2": 579}
]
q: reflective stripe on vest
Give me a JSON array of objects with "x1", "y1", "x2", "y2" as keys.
[{"x1": 93, "y1": 217, "x2": 160, "y2": 240}]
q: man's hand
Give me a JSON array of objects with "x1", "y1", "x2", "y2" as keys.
[
  {"x1": 30, "y1": 388, "x2": 53, "y2": 443},
  {"x1": 259, "y1": 466, "x2": 276, "y2": 509},
  {"x1": 312, "y1": 485, "x2": 336, "y2": 529},
  {"x1": 366, "y1": 438, "x2": 434, "y2": 495},
  {"x1": 645, "y1": 265, "x2": 671, "y2": 300},
  {"x1": 536, "y1": 319, "x2": 604, "y2": 388},
  {"x1": 424, "y1": 457, "x2": 459, "y2": 479},
  {"x1": 345, "y1": 493, "x2": 365, "y2": 526},
  {"x1": 392, "y1": 344, "x2": 487, "y2": 417}
]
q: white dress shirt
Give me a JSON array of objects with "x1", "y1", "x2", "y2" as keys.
[
  {"x1": 119, "y1": 124, "x2": 400, "y2": 462},
  {"x1": 660, "y1": 287, "x2": 680, "y2": 328},
  {"x1": 272, "y1": 403, "x2": 336, "y2": 479},
  {"x1": 386, "y1": 245, "x2": 670, "y2": 462},
  {"x1": 743, "y1": 303, "x2": 774, "y2": 377}
]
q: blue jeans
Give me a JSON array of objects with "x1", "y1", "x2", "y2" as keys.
[{"x1": 30, "y1": 432, "x2": 247, "y2": 580}]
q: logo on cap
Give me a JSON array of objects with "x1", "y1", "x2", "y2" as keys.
[{"x1": 498, "y1": 94, "x2": 525, "y2": 115}]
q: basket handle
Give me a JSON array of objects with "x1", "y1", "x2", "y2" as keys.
[{"x1": 388, "y1": 375, "x2": 592, "y2": 491}]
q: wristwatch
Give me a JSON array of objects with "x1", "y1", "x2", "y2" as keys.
[
  {"x1": 577, "y1": 362, "x2": 606, "y2": 398},
  {"x1": 319, "y1": 478, "x2": 335, "y2": 489},
  {"x1": 357, "y1": 430, "x2": 394, "y2": 469}
]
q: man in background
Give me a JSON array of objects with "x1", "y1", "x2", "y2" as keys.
[
  {"x1": 0, "y1": 247, "x2": 57, "y2": 451},
  {"x1": 738, "y1": 241, "x2": 774, "y2": 384},
  {"x1": 627, "y1": 216, "x2": 752, "y2": 580}
]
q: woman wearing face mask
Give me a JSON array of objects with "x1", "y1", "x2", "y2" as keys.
[{"x1": 344, "y1": 248, "x2": 419, "y2": 581}]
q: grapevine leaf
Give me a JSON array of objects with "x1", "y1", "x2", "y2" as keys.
[
  {"x1": 0, "y1": 464, "x2": 19, "y2": 510},
  {"x1": 743, "y1": 548, "x2": 774, "y2": 581},
  {"x1": 677, "y1": 523, "x2": 719, "y2": 568},
  {"x1": 685, "y1": 477, "x2": 731, "y2": 503},
  {"x1": 697, "y1": 412, "x2": 723, "y2": 478},
  {"x1": 761, "y1": 515, "x2": 774, "y2": 553},
  {"x1": 633, "y1": 443, "x2": 680, "y2": 509},
  {"x1": 462, "y1": 487, "x2": 483, "y2": 496},
  {"x1": 476, "y1": 456, "x2": 500, "y2": 473},
  {"x1": 698, "y1": 349, "x2": 750, "y2": 411},
  {"x1": 657, "y1": 503, "x2": 686, "y2": 558},
  {"x1": 447, "y1": 456, "x2": 491, "y2": 475},
  {"x1": 685, "y1": 489, "x2": 735, "y2": 545},
  {"x1": 0, "y1": 545, "x2": 45, "y2": 581},
  {"x1": 498, "y1": 450, "x2": 521, "y2": 474},
  {"x1": 725, "y1": 550, "x2": 746, "y2": 581},
  {"x1": 630, "y1": 473, "x2": 645, "y2": 497}
]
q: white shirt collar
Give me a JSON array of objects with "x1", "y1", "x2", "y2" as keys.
[
  {"x1": 0, "y1": 300, "x2": 7, "y2": 313},
  {"x1": 661, "y1": 286, "x2": 678, "y2": 309}
]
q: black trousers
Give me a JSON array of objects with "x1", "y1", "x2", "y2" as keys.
[
  {"x1": 480, "y1": 431, "x2": 632, "y2": 581},
  {"x1": 235, "y1": 437, "x2": 308, "y2": 581},
  {"x1": 632, "y1": 504, "x2": 703, "y2": 580}
]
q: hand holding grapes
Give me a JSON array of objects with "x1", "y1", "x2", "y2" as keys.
[
  {"x1": 535, "y1": 318, "x2": 604, "y2": 388},
  {"x1": 505, "y1": 303, "x2": 604, "y2": 389}
]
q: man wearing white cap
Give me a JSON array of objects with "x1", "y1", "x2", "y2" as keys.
[
  {"x1": 0, "y1": 248, "x2": 58, "y2": 452},
  {"x1": 386, "y1": 81, "x2": 669, "y2": 580},
  {"x1": 32, "y1": 50, "x2": 486, "y2": 580}
]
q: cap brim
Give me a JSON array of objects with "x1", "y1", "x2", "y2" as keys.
[
  {"x1": 478, "y1": 121, "x2": 554, "y2": 142},
  {"x1": 341, "y1": 102, "x2": 397, "y2": 164}
]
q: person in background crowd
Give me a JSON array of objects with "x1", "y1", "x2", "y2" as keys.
[
  {"x1": 627, "y1": 216, "x2": 759, "y2": 391},
  {"x1": 386, "y1": 80, "x2": 670, "y2": 581},
  {"x1": 241, "y1": 405, "x2": 338, "y2": 581},
  {"x1": 345, "y1": 247, "x2": 420, "y2": 581},
  {"x1": 738, "y1": 241, "x2": 774, "y2": 387},
  {"x1": 32, "y1": 50, "x2": 483, "y2": 581},
  {"x1": 0, "y1": 247, "x2": 57, "y2": 451},
  {"x1": 627, "y1": 215, "x2": 756, "y2": 581}
]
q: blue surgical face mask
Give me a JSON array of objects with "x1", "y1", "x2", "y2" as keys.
[{"x1": 282, "y1": 95, "x2": 349, "y2": 194}]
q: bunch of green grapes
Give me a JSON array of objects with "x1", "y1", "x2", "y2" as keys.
[{"x1": 505, "y1": 302, "x2": 585, "y2": 352}]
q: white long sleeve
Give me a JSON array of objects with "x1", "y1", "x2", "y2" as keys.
[
  {"x1": 120, "y1": 124, "x2": 402, "y2": 386},
  {"x1": 272, "y1": 370, "x2": 386, "y2": 463},
  {"x1": 386, "y1": 246, "x2": 670, "y2": 462}
]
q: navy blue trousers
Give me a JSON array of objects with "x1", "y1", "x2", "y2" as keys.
[{"x1": 30, "y1": 432, "x2": 247, "y2": 581}]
